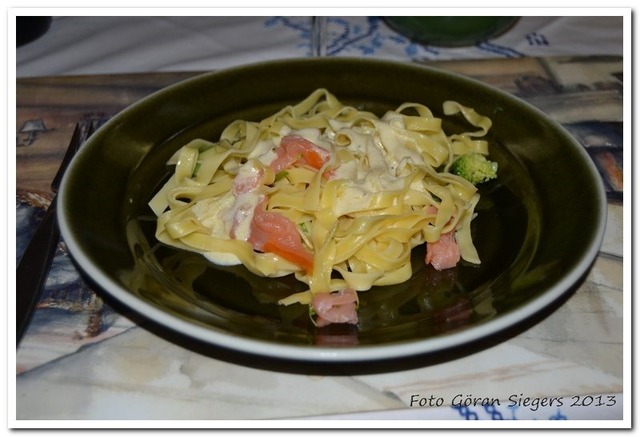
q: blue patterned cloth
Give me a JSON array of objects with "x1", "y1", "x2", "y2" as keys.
[
  {"x1": 265, "y1": 16, "x2": 528, "y2": 59},
  {"x1": 16, "y1": 16, "x2": 624, "y2": 77}
]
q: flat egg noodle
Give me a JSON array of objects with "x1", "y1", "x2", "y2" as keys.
[{"x1": 150, "y1": 89, "x2": 493, "y2": 307}]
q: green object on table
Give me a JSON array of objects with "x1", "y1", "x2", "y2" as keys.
[{"x1": 384, "y1": 16, "x2": 519, "y2": 47}]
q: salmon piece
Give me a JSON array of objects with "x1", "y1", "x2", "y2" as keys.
[
  {"x1": 270, "y1": 135, "x2": 331, "y2": 174},
  {"x1": 311, "y1": 288, "x2": 359, "y2": 327},
  {"x1": 232, "y1": 164, "x2": 265, "y2": 196},
  {"x1": 248, "y1": 198, "x2": 314, "y2": 272},
  {"x1": 425, "y1": 232, "x2": 460, "y2": 270},
  {"x1": 232, "y1": 171, "x2": 263, "y2": 195},
  {"x1": 229, "y1": 201, "x2": 255, "y2": 240},
  {"x1": 425, "y1": 205, "x2": 438, "y2": 214},
  {"x1": 233, "y1": 135, "x2": 330, "y2": 196}
]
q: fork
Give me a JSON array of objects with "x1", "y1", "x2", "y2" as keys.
[{"x1": 16, "y1": 118, "x2": 104, "y2": 345}]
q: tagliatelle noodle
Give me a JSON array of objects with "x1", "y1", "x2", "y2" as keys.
[{"x1": 149, "y1": 89, "x2": 493, "y2": 309}]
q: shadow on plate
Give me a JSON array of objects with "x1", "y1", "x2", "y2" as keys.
[{"x1": 89, "y1": 270, "x2": 583, "y2": 376}]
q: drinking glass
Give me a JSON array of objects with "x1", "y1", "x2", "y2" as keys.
[{"x1": 311, "y1": 16, "x2": 328, "y2": 57}]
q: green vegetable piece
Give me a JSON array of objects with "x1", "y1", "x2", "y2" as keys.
[
  {"x1": 274, "y1": 171, "x2": 289, "y2": 182},
  {"x1": 450, "y1": 153, "x2": 498, "y2": 185},
  {"x1": 299, "y1": 222, "x2": 309, "y2": 234},
  {"x1": 192, "y1": 162, "x2": 202, "y2": 177}
]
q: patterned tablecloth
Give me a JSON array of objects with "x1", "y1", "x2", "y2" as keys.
[
  {"x1": 16, "y1": 16, "x2": 625, "y2": 77},
  {"x1": 13, "y1": 14, "x2": 628, "y2": 427}
]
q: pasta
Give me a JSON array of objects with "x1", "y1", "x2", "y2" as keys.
[{"x1": 149, "y1": 89, "x2": 494, "y2": 327}]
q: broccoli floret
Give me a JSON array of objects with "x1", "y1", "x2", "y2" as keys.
[{"x1": 450, "y1": 153, "x2": 498, "y2": 185}]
